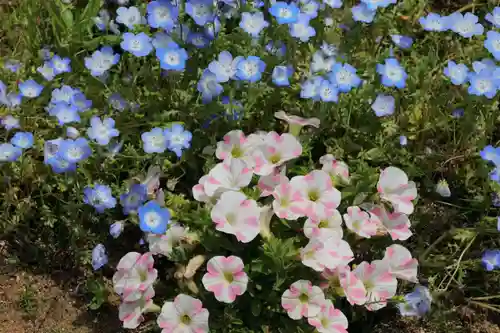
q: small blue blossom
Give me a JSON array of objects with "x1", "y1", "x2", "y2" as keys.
[
  {"x1": 44, "y1": 138, "x2": 76, "y2": 173},
  {"x1": 3, "y1": 59, "x2": 21, "y2": 73},
  {"x1": 121, "y1": 32, "x2": 153, "y2": 57},
  {"x1": 156, "y1": 42, "x2": 189, "y2": 71},
  {"x1": 58, "y1": 138, "x2": 91, "y2": 164},
  {"x1": 50, "y1": 102, "x2": 80, "y2": 126},
  {"x1": 300, "y1": 75, "x2": 322, "y2": 100},
  {"x1": 269, "y1": 2, "x2": 299, "y2": 24},
  {"x1": 1, "y1": 115, "x2": 20, "y2": 130},
  {"x1": 87, "y1": 116, "x2": 120, "y2": 146},
  {"x1": 0, "y1": 143, "x2": 22, "y2": 162},
  {"x1": 50, "y1": 55, "x2": 71, "y2": 75},
  {"x1": 187, "y1": 32, "x2": 210, "y2": 48},
  {"x1": 289, "y1": 14, "x2": 316, "y2": 42},
  {"x1": 165, "y1": 124, "x2": 192, "y2": 157},
  {"x1": 468, "y1": 71, "x2": 498, "y2": 99},
  {"x1": 484, "y1": 30, "x2": 500, "y2": 61},
  {"x1": 320, "y1": 41, "x2": 338, "y2": 57},
  {"x1": 266, "y1": 41, "x2": 286, "y2": 57},
  {"x1": 84, "y1": 46, "x2": 120, "y2": 77},
  {"x1": 116, "y1": 6, "x2": 144, "y2": 29},
  {"x1": 240, "y1": 11, "x2": 269, "y2": 37},
  {"x1": 108, "y1": 140, "x2": 124, "y2": 157},
  {"x1": 443, "y1": 61, "x2": 469, "y2": 85},
  {"x1": 11, "y1": 132, "x2": 34, "y2": 149},
  {"x1": 185, "y1": 0, "x2": 214, "y2": 26},
  {"x1": 91, "y1": 244, "x2": 108, "y2": 271},
  {"x1": 120, "y1": 184, "x2": 148, "y2": 215},
  {"x1": 84, "y1": 184, "x2": 117, "y2": 213},
  {"x1": 208, "y1": 51, "x2": 242, "y2": 83},
  {"x1": 311, "y1": 51, "x2": 334, "y2": 73},
  {"x1": 324, "y1": 0, "x2": 342, "y2": 9},
  {"x1": 236, "y1": 56, "x2": 266, "y2": 82},
  {"x1": 197, "y1": 69, "x2": 224, "y2": 103},
  {"x1": 490, "y1": 168, "x2": 500, "y2": 182},
  {"x1": 352, "y1": 3, "x2": 376, "y2": 23},
  {"x1": 361, "y1": 0, "x2": 396, "y2": 10},
  {"x1": 371, "y1": 94, "x2": 395, "y2": 117},
  {"x1": 329, "y1": 63, "x2": 361, "y2": 93},
  {"x1": 399, "y1": 135, "x2": 408, "y2": 146},
  {"x1": 51, "y1": 85, "x2": 77, "y2": 104},
  {"x1": 391, "y1": 35, "x2": 413, "y2": 49},
  {"x1": 447, "y1": 12, "x2": 484, "y2": 38},
  {"x1": 19, "y1": 79, "x2": 43, "y2": 98},
  {"x1": 419, "y1": 13, "x2": 449, "y2": 32},
  {"x1": 318, "y1": 79, "x2": 339, "y2": 102},
  {"x1": 299, "y1": 0, "x2": 318, "y2": 19},
  {"x1": 109, "y1": 93, "x2": 128, "y2": 111},
  {"x1": 486, "y1": 7, "x2": 500, "y2": 28},
  {"x1": 147, "y1": 0, "x2": 178, "y2": 30},
  {"x1": 37, "y1": 62, "x2": 56, "y2": 81},
  {"x1": 451, "y1": 108, "x2": 464, "y2": 118},
  {"x1": 66, "y1": 127, "x2": 80, "y2": 139},
  {"x1": 109, "y1": 221, "x2": 124, "y2": 239},
  {"x1": 272, "y1": 65, "x2": 293, "y2": 86},
  {"x1": 398, "y1": 286, "x2": 432, "y2": 317},
  {"x1": 482, "y1": 250, "x2": 500, "y2": 271},
  {"x1": 71, "y1": 93, "x2": 92, "y2": 112},
  {"x1": 204, "y1": 17, "x2": 221, "y2": 39},
  {"x1": 480, "y1": 145, "x2": 500, "y2": 165},
  {"x1": 138, "y1": 200, "x2": 171, "y2": 234},
  {"x1": 377, "y1": 58, "x2": 407, "y2": 88},
  {"x1": 93, "y1": 9, "x2": 111, "y2": 31},
  {"x1": 472, "y1": 58, "x2": 497, "y2": 74},
  {"x1": 152, "y1": 31, "x2": 174, "y2": 49},
  {"x1": 142, "y1": 127, "x2": 168, "y2": 153}
]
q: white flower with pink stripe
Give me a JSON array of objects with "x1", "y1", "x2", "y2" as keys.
[
  {"x1": 307, "y1": 299, "x2": 348, "y2": 333},
  {"x1": 253, "y1": 132, "x2": 302, "y2": 176},
  {"x1": 343, "y1": 206, "x2": 380, "y2": 238},
  {"x1": 192, "y1": 175, "x2": 211, "y2": 203},
  {"x1": 202, "y1": 256, "x2": 248, "y2": 303},
  {"x1": 321, "y1": 266, "x2": 367, "y2": 306},
  {"x1": 300, "y1": 237, "x2": 354, "y2": 272},
  {"x1": 353, "y1": 260, "x2": 397, "y2": 311},
  {"x1": 383, "y1": 244, "x2": 419, "y2": 282},
  {"x1": 257, "y1": 167, "x2": 288, "y2": 197},
  {"x1": 210, "y1": 191, "x2": 261, "y2": 243},
  {"x1": 204, "y1": 159, "x2": 253, "y2": 197},
  {"x1": 118, "y1": 286, "x2": 155, "y2": 329},
  {"x1": 157, "y1": 294, "x2": 209, "y2": 333},
  {"x1": 147, "y1": 224, "x2": 188, "y2": 258},
  {"x1": 377, "y1": 166, "x2": 417, "y2": 215},
  {"x1": 281, "y1": 280, "x2": 325, "y2": 320},
  {"x1": 369, "y1": 205, "x2": 413, "y2": 241},
  {"x1": 271, "y1": 178, "x2": 306, "y2": 220},
  {"x1": 319, "y1": 154, "x2": 350, "y2": 185},
  {"x1": 112, "y1": 252, "x2": 158, "y2": 302},
  {"x1": 216, "y1": 130, "x2": 260, "y2": 165},
  {"x1": 304, "y1": 209, "x2": 343, "y2": 240}
]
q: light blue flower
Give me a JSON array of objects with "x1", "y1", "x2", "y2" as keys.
[
  {"x1": 240, "y1": 11, "x2": 269, "y2": 37},
  {"x1": 109, "y1": 221, "x2": 124, "y2": 238},
  {"x1": 197, "y1": 69, "x2": 223, "y2": 103},
  {"x1": 448, "y1": 12, "x2": 484, "y2": 38},
  {"x1": 71, "y1": 93, "x2": 92, "y2": 112},
  {"x1": 3, "y1": 59, "x2": 21, "y2": 73},
  {"x1": 44, "y1": 138, "x2": 76, "y2": 173},
  {"x1": 147, "y1": 0, "x2": 178, "y2": 30},
  {"x1": 490, "y1": 168, "x2": 500, "y2": 182},
  {"x1": 300, "y1": 75, "x2": 322, "y2": 100},
  {"x1": 486, "y1": 7, "x2": 500, "y2": 28},
  {"x1": 480, "y1": 145, "x2": 500, "y2": 165},
  {"x1": 58, "y1": 138, "x2": 91, "y2": 163},
  {"x1": 484, "y1": 30, "x2": 500, "y2": 61},
  {"x1": 37, "y1": 62, "x2": 56, "y2": 81},
  {"x1": 152, "y1": 31, "x2": 174, "y2": 49},
  {"x1": 87, "y1": 116, "x2": 120, "y2": 146},
  {"x1": 142, "y1": 127, "x2": 168, "y2": 153},
  {"x1": 91, "y1": 244, "x2": 108, "y2": 271},
  {"x1": 320, "y1": 41, "x2": 337, "y2": 57},
  {"x1": 266, "y1": 41, "x2": 286, "y2": 57},
  {"x1": 472, "y1": 58, "x2": 497, "y2": 74},
  {"x1": 109, "y1": 93, "x2": 128, "y2": 111},
  {"x1": 468, "y1": 71, "x2": 498, "y2": 99},
  {"x1": 329, "y1": 63, "x2": 361, "y2": 93},
  {"x1": 318, "y1": 79, "x2": 338, "y2": 102},
  {"x1": 361, "y1": 0, "x2": 396, "y2": 10},
  {"x1": 165, "y1": 124, "x2": 192, "y2": 157},
  {"x1": 204, "y1": 17, "x2": 221, "y2": 39},
  {"x1": 399, "y1": 135, "x2": 408, "y2": 146},
  {"x1": 11, "y1": 132, "x2": 34, "y2": 149},
  {"x1": 269, "y1": 2, "x2": 299, "y2": 24},
  {"x1": 84, "y1": 183, "x2": 116, "y2": 213},
  {"x1": 371, "y1": 94, "x2": 395, "y2": 117},
  {"x1": 51, "y1": 85, "x2": 77, "y2": 104},
  {"x1": 0, "y1": 143, "x2": 22, "y2": 162},
  {"x1": 185, "y1": 0, "x2": 214, "y2": 26},
  {"x1": 452, "y1": 108, "x2": 464, "y2": 118},
  {"x1": 19, "y1": 79, "x2": 43, "y2": 98},
  {"x1": 299, "y1": 0, "x2": 318, "y2": 19},
  {"x1": 208, "y1": 51, "x2": 242, "y2": 82},
  {"x1": 156, "y1": 42, "x2": 189, "y2": 70},
  {"x1": 121, "y1": 32, "x2": 153, "y2": 57},
  {"x1": 236, "y1": 56, "x2": 266, "y2": 82},
  {"x1": 289, "y1": 14, "x2": 315, "y2": 42},
  {"x1": 391, "y1": 35, "x2": 413, "y2": 49},
  {"x1": 398, "y1": 286, "x2": 432, "y2": 317},
  {"x1": 376, "y1": 58, "x2": 407, "y2": 88},
  {"x1": 272, "y1": 65, "x2": 293, "y2": 86},
  {"x1": 419, "y1": 13, "x2": 449, "y2": 32},
  {"x1": 49, "y1": 102, "x2": 80, "y2": 126},
  {"x1": 323, "y1": 0, "x2": 342, "y2": 9},
  {"x1": 50, "y1": 55, "x2": 71, "y2": 75},
  {"x1": 443, "y1": 61, "x2": 469, "y2": 85},
  {"x1": 120, "y1": 184, "x2": 147, "y2": 215},
  {"x1": 84, "y1": 46, "x2": 120, "y2": 77},
  {"x1": 482, "y1": 250, "x2": 500, "y2": 271},
  {"x1": 66, "y1": 126, "x2": 80, "y2": 139},
  {"x1": 187, "y1": 32, "x2": 210, "y2": 48},
  {"x1": 116, "y1": 6, "x2": 144, "y2": 29},
  {"x1": 311, "y1": 51, "x2": 335, "y2": 73},
  {"x1": 1, "y1": 114, "x2": 19, "y2": 130},
  {"x1": 138, "y1": 201, "x2": 171, "y2": 234},
  {"x1": 93, "y1": 9, "x2": 111, "y2": 31},
  {"x1": 352, "y1": 3, "x2": 376, "y2": 23}
]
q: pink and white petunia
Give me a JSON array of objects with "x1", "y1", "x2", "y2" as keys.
[
  {"x1": 369, "y1": 205, "x2": 413, "y2": 241},
  {"x1": 252, "y1": 132, "x2": 302, "y2": 176},
  {"x1": 307, "y1": 299, "x2": 348, "y2": 333},
  {"x1": 304, "y1": 209, "x2": 343, "y2": 240},
  {"x1": 113, "y1": 252, "x2": 158, "y2": 302},
  {"x1": 281, "y1": 280, "x2": 326, "y2": 320},
  {"x1": 321, "y1": 266, "x2": 367, "y2": 306},
  {"x1": 257, "y1": 167, "x2": 288, "y2": 197},
  {"x1": 215, "y1": 130, "x2": 260, "y2": 165},
  {"x1": 271, "y1": 178, "x2": 306, "y2": 220},
  {"x1": 157, "y1": 294, "x2": 209, "y2": 333},
  {"x1": 353, "y1": 260, "x2": 397, "y2": 311},
  {"x1": 204, "y1": 159, "x2": 253, "y2": 197},
  {"x1": 147, "y1": 224, "x2": 188, "y2": 257},
  {"x1": 300, "y1": 237, "x2": 354, "y2": 272},
  {"x1": 201, "y1": 256, "x2": 248, "y2": 303},
  {"x1": 119, "y1": 286, "x2": 155, "y2": 329},
  {"x1": 319, "y1": 154, "x2": 350, "y2": 185},
  {"x1": 383, "y1": 244, "x2": 419, "y2": 283},
  {"x1": 377, "y1": 166, "x2": 417, "y2": 215},
  {"x1": 290, "y1": 170, "x2": 341, "y2": 219},
  {"x1": 343, "y1": 206, "x2": 379, "y2": 238},
  {"x1": 210, "y1": 191, "x2": 261, "y2": 243},
  {"x1": 192, "y1": 175, "x2": 211, "y2": 203}
]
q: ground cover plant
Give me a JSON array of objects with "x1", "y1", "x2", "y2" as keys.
[{"x1": 1, "y1": 0, "x2": 500, "y2": 332}]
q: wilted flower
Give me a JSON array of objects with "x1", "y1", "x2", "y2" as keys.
[
  {"x1": 110, "y1": 221, "x2": 124, "y2": 238},
  {"x1": 319, "y1": 154, "x2": 350, "y2": 185},
  {"x1": 202, "y1": 256, "x2": 248, "y2": 303},
  {"x1": 91, "y1": 244, "x2": 108, "y2": 270},
  {"x1": 436, "y1": 179, "x2": 451, "y2": 197},
  {"x1": 281, "y1": 280, "x2": 325, "y2": 320},
  {"x1": 119, "y1": 287, "x2": 155, "y2": 329},
  {"x1": 147, "y1": 223, "x2": 190, "y2": 257},
  {"x1": 157, "y1": 294, "x2": 209, "y2": 333}
]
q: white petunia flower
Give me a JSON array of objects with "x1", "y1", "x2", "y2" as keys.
[
  {"x1": 112, "y1": 252, "x2": 158, "y2": 302},
  {"x1": 253, "y1": 132, "x2": 302, "y2": 176},
  {"x1": 204, "y1": 159, "x2": 253, "y2": 197},
  {"x1": 353, "y1": 260, "x2": 397, "y2": 311},
  {"x1": 202, "y1": 256, "x2": 248, "y2": 303},
  {"x1": 281, "y1": 280, "x2": 326, "y2": 320},
  {"x1": 319, "y1": 154, "x2": 350, "y2": 185},
  {"x1": 343, "y1": 206, "x2": 379, "y2": 238},
  {"x1": 303, "y1": 209, "x2": 343, "y2": 240},
  {"x1": 383, "y1": 244, "x2": 419, "y2": 282},
  {"x1": 300, "y1": 237, "x2": 353, "y2": 272},
  {"x1": 377, "y1": 166, "x2": 417, "y2": 215},
  {"x1": 272, "y1": 178, "x2": 307, "y2": 220},
  {"x1": 157, "y1": 294, "x2": 209, "y2": 333},
  {"x1": 215, "y1": 129, "x2": 261, "y2": 166},
  {"x1": 192, "y1": 175, "x2": 211, "y2": 203},
  {"x1": 307, "y1": 299, "x2": 349, "y2": 333}
]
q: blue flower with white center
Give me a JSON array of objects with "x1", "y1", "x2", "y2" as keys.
[
  {"x1": 240, "y1": 11, "x2": 269, "y2": 37},
  {"x1": 109, "y1": 221, "x2": 124, "y2": 238},
  {"x1": 138, "y1": 201, "x2": 170, "y2": 234},
  {"x1": 299, "y1": 0, "x2": 318, "y2": 19},
  {"x1": 51, "y1": 85, "x2": 77, "y2": 104},
  {"x1": 376, "y1": 58, "x2": 407, "y2": 88},
  {"x1": 472, "y1": 58, "x2": 497, "y2": 74},
  {"x1": 44, "y1": 138, "x2": 75, "y2": 173},
  {"x1": 266, "y1": 41, "x2": 286, "y2": 57},
  {"x1": 484, "y1": 30, "x2": 500, "y2": 61},
  {"x1": 50, "y1": 102, "x2": 80, "y2": 126},
  {"x1": 197, "y1": 69, "x2": 223, "y2": 103},
  {"x1": 269, "y1": 2, "x2": 299, "y2": 24},
  {"x1": 371, "y1": 94, "x2": 395, "y2": 117},
  {"x1": 1, "y1": 115, "x2": 20, "y2": 130},
  {"x1": 272, "y1": 65, "x2": 293, "y2": 86},
  {"x1": 311, "y1": 51, "x2": 334, "y2": 73},
  {"x1": 116, "y1": 6, "x2": 144, "y2": 29},
  {"x1": 121, "y1": 32, "x2": 153, "y2": 57},
  {"x1": 120, "y1": 184, "x2": 147, "y2": 215},
  {"x1": 91, "y1": 244, "x2": 108, "y2": 271},
  {"x1": 352, "y1": 3, "x2": 376, "y2": 23},
  {"x1": 443, "y1": 61, "x2": 469, "y2": 85},
  {"x1": 71, "y1": 93, "x2": 92, "y2": 112},
  {"x1": 486, "y1": 7, "x2": 500, "y2": 28},
  {"x1": 19, "y1": 79, "x2": 43, "y2": 98},
  {"x1": 165, "y1": 124, "x2": 192, "y2": 157},
  {"x1": 142, "y1": 127, "x2": 168, "y2": 153},
  {"x1": 84, "y1": 46, "x2": 120, "y2": 77},
  {"x1": 468, "y1": 71, "x2": 498, "y2": 99},
  {"x1": 37, "y1": 62, "x2": 56, "y2": 81},
  {"x1": 205, "y1": 17, "x2": 221, "y2": 39},
  {"x1": 318, "y1": 79, "x2": 338, "y2": 102},
  {"x1": 482, "y1": 250, "x2": 500, "y2": 271},
  {"x1": 399, "y1": 135, "x2": 408, "y2": 146},
  {"x1": 324, "y1": 0, "x2": 342, "y2": 9},
  {"x1": 329, "y1": 63, "x2": 361, "y2": 93},
  {"x1": 84, "y1": 183, "x2": 116, "y2": 213},
  {"x1": 93, "y1": 9, "x2": 110, "y2": 31},
  {"x1": 320, "y1": 41, "x2": 337, "y2": 57},
  {"x1": 300, "y1": 75, "x2": 322, "y2": 100},
  {"x1": 50, "y1": 55, "x2": 71, "y2": 75},
  {"x1": 208, "y1": 51, "x2": 243, "y2": 83},
  {"x1": 11, "y1": 132, "x2": 34, "y2": 149},
  {"x1": 361, "y1": 0, "x2": 396, "y2": 10},
  {"x1": 289, "y1": 14, "x2": 315, "y2": 42},
  {"x1": 58, "y1": 138, "x2": 91, "y2": 163},
  {"x1": 419, "y1": 13, "x2": 449, "y2": 32},
  {"x1": 398, "y1": 286, "x2": 432, "y2": 317},
  {"x1": 147, "y1": 0, "x2": 178, "y2": 30},
  {"x1": 87, "y1": 116, "x2": 120, "y2": 146},
  {"x1": 3, "y1": 59, "x2": 21, "y2": 73},
  {"x1": 109, "y1": 93, "x2": 128, "y2": 111},
  {"x1": 236, "y1": 56, "x2": 266, "y2": 82},
  {"x1": 185, "y1": 0, "x2": 214, "y2": 26},
  {"x1": 0, "y1": 143, "x2": 22, "y2": 162},
  {"x1": 152, "y1": 31, "x2": 174, "y2": 49},
  {"x1": 156, "y1": 42, "x2": 189, "y2": 71},
  {"x1": 448, "y1": 12, "x2": 484, "y2": 38},
  {"x1": 480, "y1": 145, "x2": 500, "y2": 165},
  {"x1": 391, "y1": 35, "x2": 413, "y2": 49},
  {"x1": 188, "y1": 32, "x2": 210, "y2": 48}
]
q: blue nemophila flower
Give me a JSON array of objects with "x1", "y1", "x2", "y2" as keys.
[
  {"x1": 120, "y1": 184, "x2": 147, "y2": 215},
  {"x1": 187, "y1": 32, "x2": 210, "y2": 48},
  {"x1": 240, "y1": 11, "x2": 269, "y2": 37},
  {"x1": 351, "y1": 3, "x2": 376, "y2": 23},
  {"x1": 443, "y1": 61, "x2": 469, "y2": 85},
  {"x1": 84, "y1": 46, "x2": 120, "y2": 77},
  {"x1": 371, "y1": 94, "x2": 395, "y2": 117},
  {"x1": 300, "y1": 76, "x2": 322, "y2": 100},
  {"x1": 142, "y1": 127, "x2": 168, "y2": 153},
  {"x1": 37, "y1": 62, "x2": 56, "y2": 81},
  {"x1": 399, "y1": 135, "x2": 408, "y2": 146},
  {"x1": 147, "y1": 0, "x2": 178, "y2": 30},
  {"x1": 361, "y1": 0, "x2": 396, "y2": 10},
  {"x1": 121, "y1": 32, "x2": 153, "y2": 57},
  {"x1": 269, "y1": 2, "x2": 299, "y2": 24},
  {"x1": 66, "y1": 127, "x2": 80, "y2": 139},
  {"x1": 19, "y1": 79, "x2": 43, "y2": 98},
  {"x1": 419, "y1": 13, "x2": 449, "y2": 32},
  {"x1": 11, "y1": 132, "x2": 34, "y2": 149},
  {"x1": 116, "y1": 6, "x2": 144, "y2": 29},
  {"x1": 266, "y1": 41, "x2": 286, "y2": 57},
  {"x1": 391, "y1": 35, "x2": 413, "y2": 49},
  {"x1": 398, "y1": 286, "x2": 432, "y2": 317},
  {"x1": 468, "y1": 71, "x2": 498, "y2": 99},
  {"x1": 486, "y1": 7, "x2": 500, "y2": 28},
  {"x1": 156, "y1": 42, "x2": 189, "y2": 71},
  {"x1": 451, "y1": 108, "x2": 464, "y2": 118},
  {"x1": 311, "y1": 51, "x2": 334, "y2": 73},
  {"x1": 50, "y1": 102, "x2": 80, "y2": 126},
  {"x1": 138, "y1": 200, "x2": 170, "y2": 234},
  {"x1": 272, "y1": 65, "x2": 293, "y2": 86},
  {"x1": 377, "y1": 58, "x2": 407, "y2": 88},
  {"x1": 51, "y1": 85, "x2": 77, "y2": 105},
  {"x1": 482, "y1": 250, "x2": 500, "y2": 271},
  {"x1": 324, "y1": 0, "x2": 342, "y2": 9},
  {"x1": 197, "y1": 69, "x2": 223, "y2": 103},
  {"x1": 329, "y1": 63, "x2": 361, "y2": 93},
  {"x1": 58, "y1": 138, "x2": 91, "y2": 163},
  {"x1": 0, "y1": 143, "x2": 22, "y2": 162},
  {"x1": 109, "y1": 93, "x2": 128, "y2": 111},
  {"x1": 472, "y1": 58, "x2": 497, "y2": 74},
  {"x1": 50, "y1": 55, "x2": 71, "y2": 75},
  {"x1": 165, "y1": 124, "x2": 192, "y2": 157},
  {"x1": 152, "y1": 31, "x2": 174, "y2": 49},
  {"x1": 208, "y1": 52, "x2": 242, "y2": 82},
  {"x1": 320, "y1": 41, "x2": 337, "y2": 57},
  {"x1": 3, "y1": 59, "x2": 21, "y2": 73},
  {"x1": 289, "y1": 14, "x2": 316, "y2": 42},
  {"x1": 484, "y1": 31, "x2": 500, "y2": 61},
  {"x1": 91, "y1": 244, "x2": 108, "y2": 271},
  {"x1": 236, "y1": 56, "x2": 266, "y2": 82},
  {"x1": 205, "y1": 17, "x2": 221, "y2": 39},
  {"x1": 318, "y1": 79, "x2": 339, "y2": 102},
  {"x1": 1, "y1": 115, "x2": 20, "y2": 130},
  {"x1": 93, "y1": 9, "x2": 111, "y2": 31},
  {"x1": 447, "y1": 12, "x2": 483, "y2": 38},
  {"x1": 44, "y1": 138, "x2": 76, "y2": 173},
  {"x1": 299, "y1": 0, "x2": 318, "y2": 19},
  {"x1": 87, "y1": 116, "x2": 120, "y2": 146},
  {"x1": 490, "y1": 168, "x2": 500, "y2": 182},
  {"x1": 480, "y1": 145, "x2": 500, "y2": 165},
  {"x1": 84, "y1": 183, "x2": 117, "y2": 213},
  {"x1": 186, "y1": 0, "x2": 214, "y2": 26},
  {"x1": 71, "y1": 93, "x2": 92, "y2": 112},
  {"x1": 109, "y1": 221, "x2": 124, "y2": 238}
]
